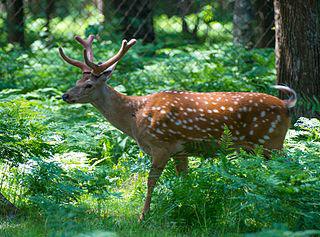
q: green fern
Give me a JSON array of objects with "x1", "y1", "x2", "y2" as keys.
[
  {"x1": 182, "y1": 125, "x2": 237, "y2": 158},
  {"x1": 299, "y1": 93, "x2": 320, "y2": 114},
  {"x1": 218, "y1": 125, "x2": 235, "y2": 156}
]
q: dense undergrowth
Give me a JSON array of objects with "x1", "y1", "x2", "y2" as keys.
[{"x1": 1, "y1": 13, "x2": 320, "y2": 237}]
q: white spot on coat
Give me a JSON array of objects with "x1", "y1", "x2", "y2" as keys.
[
  {"x1": 263, "y1": 135, "x2": 270, "y2": 140},
  {"x1": 175, "y1": 120, "x2": 182, "y2": 126}
]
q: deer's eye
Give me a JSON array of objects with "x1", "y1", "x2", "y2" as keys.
[{"x1": 85, "y1": 84, "x2": 93, "y2": 89}]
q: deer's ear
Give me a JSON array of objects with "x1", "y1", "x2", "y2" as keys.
[{"x1": 100, "y1": 62, "x2": 117, "y2": 81}]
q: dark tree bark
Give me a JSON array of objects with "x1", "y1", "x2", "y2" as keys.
[
  {"x1": 44, "y1": 0, "x2": 55, "y2": 36},
  {"x1": 0, "y1": 192, "x2": 19, "y2": 217},
  {"x1": 233, "y1": 0, "x2": 275, "y2": 48},
  {"x1": 102, "y1": 0, "x2": 111, "y2": 25},
  {"x1": 6, "y1": 0, "x2": 25, "y2": 46},
  {"x1": 178, "y1": 0, "x2": 200, "y2": 39},
  {"x1": 179, "y1": 0, "x2": 193, "y2": 34},
  {"x1": 101, "y1": 0, "x2": 108, "y2": 24},
  {"x1": 274, "y1": 0, "x2": 320, "y2": 118},
  {"x1": 113, "y1": 0, "x2": 155, "y2": 44},
  {"x1": 233, "y1": 0, "x2": 255, "y2": 48},
  {"x1": 252, "y1": 0, "x2": 275, "y2": 48}
]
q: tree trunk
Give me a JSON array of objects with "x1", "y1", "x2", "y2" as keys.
[
  {"x1": 6, "y1": 0, "x2": 25, "y2": 47},
  {"x1": 252, "y1": 0, "x2": 275, "y2": 48},
  {"x1": 274, "y1": 0, "x2": 320, "y2": 118},
  {"x1": 179, "y1": 0, "x2": 200, "y2": 39},
  {"x1": 0, "y1": 192, "x2": 19, "y2": 217},
  {"x1": 233, "y1": 0, "x2": 255, "y2": 48},
  {"x1": 179, "y1": 0, "x2": 193, "y2": 34},
  {"x1": 113, "y1": 0, "x2": 155, "y2": 44},
  {"x1": 102, "y1": 0, "x2": 113, "y2": 25},
  {"x1": 102, "y1": 0, "x2": 108, "y2": 24},
  {"x1": 44, "y1": 0, "x2": 55, "y2": 37}
]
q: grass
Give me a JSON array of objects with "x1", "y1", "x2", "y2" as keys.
[
  {"x1": 0, "y1": 115, "x2": 319, "y2": 237},
  {"x1": 0, "y1": 176, "x2": 206, "y2": 237}
]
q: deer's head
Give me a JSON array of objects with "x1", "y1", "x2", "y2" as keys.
[{"x1": 59, "y1": 35, "x2": 136, "y2": 103}]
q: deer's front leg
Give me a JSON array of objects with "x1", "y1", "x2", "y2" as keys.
[{"x1": 140, "y1": 152, "x2": 169, "y2": 221}]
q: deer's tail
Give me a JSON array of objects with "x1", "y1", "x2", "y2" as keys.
[{"x1": 273, "y1": 85, "x2": 297, "y2": 108}]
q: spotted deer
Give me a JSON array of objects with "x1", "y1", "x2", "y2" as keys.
[{"x1": 59, "y1": 35, "x2": 297, "y2": 220}]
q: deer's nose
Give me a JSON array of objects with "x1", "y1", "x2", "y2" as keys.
[{"x1": 62, "y1": 94, "x2": 69, "y2": 101}]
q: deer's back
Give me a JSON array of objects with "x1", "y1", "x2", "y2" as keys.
[{"x1": 135, "y1": 91, "x2": 290, "y2": 152}]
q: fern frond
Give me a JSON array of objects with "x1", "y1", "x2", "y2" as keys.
[{"x1": 218, "y1": 125, "x2": 234, "y2": 156}]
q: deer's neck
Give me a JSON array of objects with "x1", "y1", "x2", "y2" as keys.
[{"x1": 91, "y1": 85, "x2": 140, "y2": 137}]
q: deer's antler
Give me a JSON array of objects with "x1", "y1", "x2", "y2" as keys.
[
  {"x1": 83, "y1": 39, "x2": 136, "y2": 75},
  {"x1": 58, "y1": 35, "x2": 95, "y2": 73},
  {"x1": 75, "y1": 35, "x2": 95, "y2": 62}
]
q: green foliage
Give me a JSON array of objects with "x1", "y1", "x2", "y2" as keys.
[
  {"x1": 153, "y1": 143, "x2": 320, "y2": 233},
  {"x1": 24, "y1": 159, "x2": 83, "y2": 204},
  {"x1": 293, "y1": 117, "x2": 320, "y2": 141},
  {"x1": 0, "y1": 99, "x2": 51, "y2": 164},
  {"x1": 183, "y1": 126, "x2": 235, "y2": 158},
  {"x1": 0, "y1": 40, "x2": 275, "y2": 96},
  {"x1": 0, "y1": 15, "x2": 318, "y2": 236}
]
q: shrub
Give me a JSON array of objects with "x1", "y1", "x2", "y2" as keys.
[{"x1": 0, "y1": 98, "x2": 51, "y2": 164}]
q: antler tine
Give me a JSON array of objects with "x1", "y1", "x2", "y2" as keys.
[
  {"x1": 58, "y1": 47, "x2": 91, "y2": 73},
  {"x1": 123, "y1": 39, "x2": 137, "y2": 54},
  {"x1": 75, "y1": 35, "x2": 95, "y2": 61},
  {"x1": 85, "y1": 39, "x2": 136, "y2": 75},
  {"x1": 83, "y1": 49, "x2": 99, "y2": 73}
]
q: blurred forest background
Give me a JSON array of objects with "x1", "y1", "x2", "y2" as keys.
[{"x1": 0, "y1": 0, "x2": 320, "y2": 236}]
